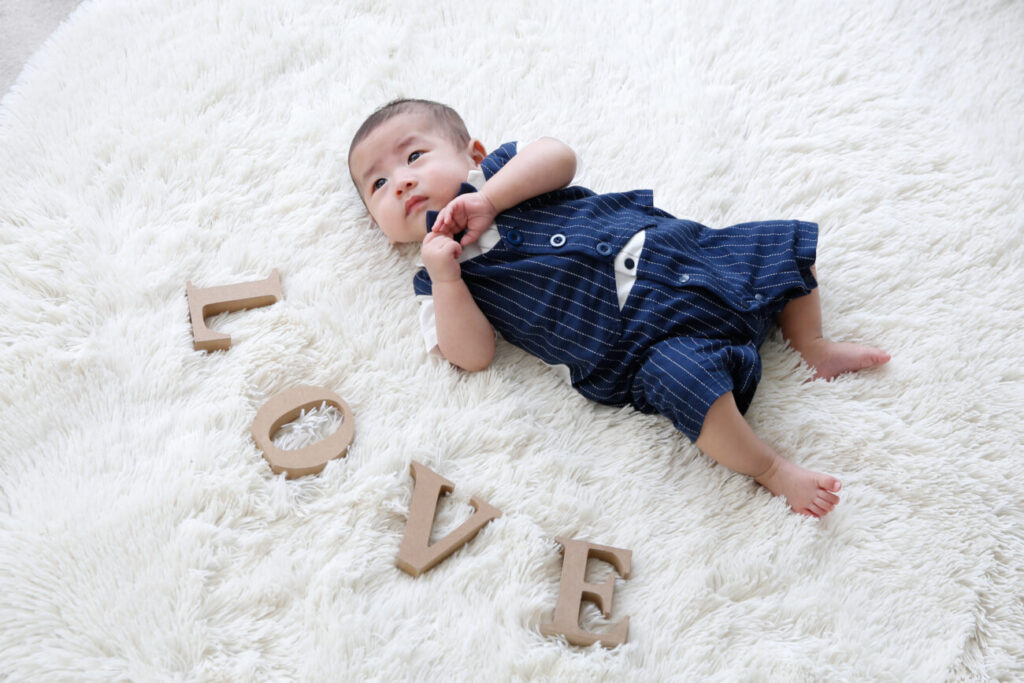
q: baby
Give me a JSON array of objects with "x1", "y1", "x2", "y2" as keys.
[{"x1": 348, "y1": 98, "x2": 890, "y2": 518}]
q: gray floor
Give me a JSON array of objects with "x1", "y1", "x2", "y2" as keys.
[{"x1": 0, "y1": 0, "x2": 82, "y2": 97}]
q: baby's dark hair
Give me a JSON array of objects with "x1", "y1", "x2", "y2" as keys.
[{"x1": 348, "y1": 99, "x2": 471, "y2": 165}]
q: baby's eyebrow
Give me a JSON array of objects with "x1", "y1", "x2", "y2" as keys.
[
  {"x1": 392, "y1": 134, "x2": 426, "y2": 162},
  {"x1": 396, "y1": 133, "x2": 422, "y2": 149},
  {"x1": 357, "y1": 134, "x2": 423, "y2": 188},
  {"x1": 357, "y1": 162, "x2": 379, "y2": 188}
]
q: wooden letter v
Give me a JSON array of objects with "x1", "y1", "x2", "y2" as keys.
[{"x1": 395, "y1": 461, "x2": 502, "y2": 577}]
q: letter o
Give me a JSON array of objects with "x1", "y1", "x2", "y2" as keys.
[{"x1": 252, "y1": 385, "x2": 355, "y2": 478}]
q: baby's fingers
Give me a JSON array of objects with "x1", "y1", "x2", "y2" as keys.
[
  {"x1": 431, "y1": 209, "x2": 451, "y2": 236},
  {"x1": 458, "y1": 228, "x2": 481, "y2": 246},
  {"x1": 450, "y1": 200, "x2": 468, "y2": 228},
  {"x1": 441, "y1": 204, "x2": 466, "y2": 234}
]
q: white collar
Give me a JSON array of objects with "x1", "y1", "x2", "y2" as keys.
[
  {"x1": 415, "y1": 168, "x2": 500, "y2": 269},
  {"x1": 456, "y1": 169, "x2": 500, "y2": 262}
]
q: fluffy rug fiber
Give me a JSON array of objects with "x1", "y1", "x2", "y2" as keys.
[{"x1": 2, "y1": 0, "x2": 1022, "y2": 679}]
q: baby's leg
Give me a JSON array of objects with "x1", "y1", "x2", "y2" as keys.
[
  {"x1": 696, "y1": 392, "x2": 841, "y2": 517},
  {"x1": 776, "y1": 267, "x2": 890, "y2": 380}
]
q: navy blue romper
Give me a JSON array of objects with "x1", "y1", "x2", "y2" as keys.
[{"x1": 414, "y1": 142, "x2": 818, "y2": 441}]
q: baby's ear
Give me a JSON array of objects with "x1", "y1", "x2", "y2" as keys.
[{"x1": 469, "y1": 139, "x2": 486, "y2": 165}]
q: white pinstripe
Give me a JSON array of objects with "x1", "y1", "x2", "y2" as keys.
[{"x1": 413, "y1": 141, "x2": 816, "y2": 440}]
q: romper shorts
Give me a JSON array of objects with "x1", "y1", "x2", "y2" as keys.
[{"x1": 573, "y1": 218, "x2": 818, "y2": 442}]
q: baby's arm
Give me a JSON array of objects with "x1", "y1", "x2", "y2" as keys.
[
  {"x1": 432, "y1": 138, "x2": 577, "y2": 245},
  {"x1": 421, "y1": 231, "x2": 495, "y2": 372},
  {"x1": 480, "y1": 137, "x2": 577, "y2": 215},
  {"x1": 422, "y1": 138, "x2": 575, "y2": 371}
]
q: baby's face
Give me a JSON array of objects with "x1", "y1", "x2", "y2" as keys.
[{"x1": 349, "y1": 112, "x2": 484, "y2": 244}]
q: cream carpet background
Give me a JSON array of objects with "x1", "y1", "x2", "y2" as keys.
[
  {"x1": 1, "y1": 0, "x2": 1022, "y2": 679},
  {"x1": 0, "y1": 0, "x2": 81, "y2": 94}
]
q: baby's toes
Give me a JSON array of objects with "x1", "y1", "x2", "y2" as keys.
[
  {"x1": 795, "y1": 504, "x2": 821, "y2": 518},
  {"x1": 808, "y1": 503, "x2": 828, "y2": 518},
  {"x1": 863, "y1": 348, "x2": 891, "y2": 369},
  {"x1": 816, "y1": 475, "x2": 842, "y2": 494},
  {"x1": 813, "y1": 491, "x2": 839, "y2": 513},
  {"x1": 819, "y1": 490, "x2": 840, "y2": 506}
]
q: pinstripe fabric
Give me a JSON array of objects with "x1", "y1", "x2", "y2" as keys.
[{"x1": 414, "y1": 142, "x2": 818, "y2": 441}]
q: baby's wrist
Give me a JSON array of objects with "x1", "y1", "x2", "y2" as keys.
[
  {"x1": 424, "y1": 260, "x2": 462, "y2": 284},
  {"x1": 429, "y1": 273, "x2": 463, "y2": 286},
  {"x1": 479, "y1": 186, "x2": 503, "y2": 215}
]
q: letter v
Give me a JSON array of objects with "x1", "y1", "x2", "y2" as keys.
[{"x1": 395, "y1": 461, "x2": 502, "y2": 577}]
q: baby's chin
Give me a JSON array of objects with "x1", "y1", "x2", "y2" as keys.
[{"x1": 387, "y1": 228, "x2": 429, "y2": 246}]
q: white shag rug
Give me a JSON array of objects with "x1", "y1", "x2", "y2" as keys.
[{"x1": 2, "y1": 0, "x2": 1022, "y2": 679}]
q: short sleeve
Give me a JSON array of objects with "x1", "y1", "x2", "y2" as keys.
[
  {"x1": 479, "y1": 141, "x2": 519, "y2": 180},
  {"x1": 412, "y1": 267, "x2": 440, "y2": 354},
  {"x1": 413, "y1": 267, "x2": 432, "y2": 296},
  {"x1": 416, "y1": 294, "x2": 499, "y2": 358},
  {"x1": 479, "y1": 140, "x2": 581, "y2": 185},
  {"x1": 417, "y1": 296, "x2": 441, "y2": 355}
]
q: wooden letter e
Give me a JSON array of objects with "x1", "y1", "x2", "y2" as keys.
[
  {"x1": 540, "y1": 537, "x2": 632, "y2": 648},
  {"x1": 395, "y1": 461, "x2": 502, "y2": 577}
]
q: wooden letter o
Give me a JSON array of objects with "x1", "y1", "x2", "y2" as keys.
[{"x1": 252, "y1": 385, "x2": 355, "y2": 479}]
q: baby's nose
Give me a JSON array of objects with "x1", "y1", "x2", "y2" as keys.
[{"x1": 394, "y1": 173, "x2": 416, "y2": 194}]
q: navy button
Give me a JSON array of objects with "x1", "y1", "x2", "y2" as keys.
[
  {"x1": 596, "y1": 242, "x2": 613, "y2": 256},
  {"x1": 679, "y1": 273, "x2": 690, "y2": 283},
  {"x1": 549, "y1": 233, "x2": 566, "y2": 248},
  {"x1": 623, "y1": 257, "x2": 636, "y2": 270},
  {"x1": 754, "y1": 293, "x2": 766, "y2": 302},
  {"x1": 506, "y1": 230, "x2": 524, "y2": 246}
]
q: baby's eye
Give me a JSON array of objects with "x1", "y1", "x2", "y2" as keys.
[
  {"x1": 408, "y1": 151, "x2": 423, "y2": 163},
  {"x1": 371, "y1": 178, "x2": 386, "y2": 193}
]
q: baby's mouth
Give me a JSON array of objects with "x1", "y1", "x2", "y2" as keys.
[{"x1": 405, "y1": 196, "x2": 427, "y2": 216}]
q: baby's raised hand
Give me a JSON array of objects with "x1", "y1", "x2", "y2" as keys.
[
  {"x1": 421, "y1": 231, "x2": 463, "y2": 283},
  {"x1": 432, "y1": 192, "x2": 497, "y2": 246}
]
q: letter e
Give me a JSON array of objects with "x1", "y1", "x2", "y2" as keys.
[{"x1": 540, "y1": 537, "x2": 632, "y2": 648}]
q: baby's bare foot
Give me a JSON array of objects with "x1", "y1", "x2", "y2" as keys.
[
  {"x1": 798, "y1": 339, "x2": 891, "y2": 381},
  {"x1": 755, "y1": 455, "x2": 841, "y2": 518}
]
